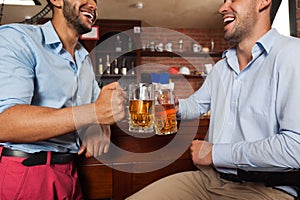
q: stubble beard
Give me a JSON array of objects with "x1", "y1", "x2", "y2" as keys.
[
  {"x1": 63, "y1": 0, "x2": 92, "y2": 35},
  {"x1": 224, "y1": 6, "x2": 257, "y2": 43},
  {"x1": 224, "y1": 20, "x2": 245, "y2": 43}
]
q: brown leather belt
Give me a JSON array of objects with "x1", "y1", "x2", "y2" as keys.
[{"x1": 1, "y1": 147, "x2": 74, "y2": 166}]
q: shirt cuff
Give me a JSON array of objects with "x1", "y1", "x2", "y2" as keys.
[{"x1": 212, "y1": 143, "x2": 235, "y2": 168}]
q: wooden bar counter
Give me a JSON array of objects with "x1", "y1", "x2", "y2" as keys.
[{"x1": 76, "y1": 117, "x2": 209, "y2": 200}]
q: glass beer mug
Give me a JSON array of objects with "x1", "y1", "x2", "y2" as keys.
[
  {"x1": 128, "y1": 83, "x2": 155, "y2": 133},
  {"x1": 154, "y1": 87, "x2": 177, "y2": 135}
]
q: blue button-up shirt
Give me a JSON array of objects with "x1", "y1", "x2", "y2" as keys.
[
  {"x1": 179, "y1": 29, "x2": 300, "y2": 195},
  {"x1": 0, "y1": 21, "x2": 100, "y2": 153}
]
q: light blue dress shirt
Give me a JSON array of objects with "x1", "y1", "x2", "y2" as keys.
[
  {"x1": 178, "y1": 29, "x2": 300, "y2": 196},
  {"x1": 0, "y1": 21, "x2": 100, "y2": 153}
]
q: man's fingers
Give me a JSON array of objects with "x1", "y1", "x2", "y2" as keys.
[
  {"x1": 78, "y1": 145, "x2": 86, "y2": 155},
  {"x1": 85, "y1": 151, "x2": 93, "y2": 158},
  {"x1": 103, "y1": 142, "x2": 110, "y2": 154}
]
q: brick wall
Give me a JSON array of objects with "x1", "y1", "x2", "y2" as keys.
[
  {"x1": 138, "y1": 27, "x2": 232, "y2": 97},
  {"x1": 140, "y1": 28, "x2": 232, "y2": 53}
]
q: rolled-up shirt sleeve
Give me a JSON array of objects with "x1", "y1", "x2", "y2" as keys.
[{"x1": 0, "y1": 27, "x2": 35, "y2": 113}]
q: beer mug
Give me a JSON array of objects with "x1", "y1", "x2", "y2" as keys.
[
  {"x1": 154, "y1": 88, "x2": 177, "y2": 135},
  {"x1": 128, "y1": 83, "x2": 155, "y2": 133}
]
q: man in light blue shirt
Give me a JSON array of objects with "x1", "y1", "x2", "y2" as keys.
[
  {"x1": 0, "y1": 0, "x2": 126, "y2": 198},
  {"x1": 127, "y1": 0, "x2": 300, "y2": 199}
]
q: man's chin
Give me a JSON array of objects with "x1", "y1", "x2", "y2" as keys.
[
  {"x1": 223, "y1": 30, "x2": 235, "y2": 42},
  {"x1": 78, "y1": 27, "x2": 92, "y2": 36}
]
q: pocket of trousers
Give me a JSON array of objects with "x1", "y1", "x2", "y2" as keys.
[{"x1": 0, "y1": 156, "x2": 29, "y2": 200}]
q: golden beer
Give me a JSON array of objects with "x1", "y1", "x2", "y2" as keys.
[
  {"x1": 155, "y1": 103, "x2": 177, "y2": 135},
  {"x1": 129, "y1": 100, "x2": 155, "y2": 130}
]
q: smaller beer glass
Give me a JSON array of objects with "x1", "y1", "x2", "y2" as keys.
[
  {"x1": 128, "y1": 83, "x2": 155, "y2": 133},
  {"x1": 155, "y1": 88, "x2": 177, "y2": 135}
]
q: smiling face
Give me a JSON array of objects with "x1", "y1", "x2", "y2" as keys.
[
  {"x1": 63, "y1": 0, "x2": 97, "y2": 35},
  {"x1": 219, "y1": 0, "x2": 259, "y2": 43}
]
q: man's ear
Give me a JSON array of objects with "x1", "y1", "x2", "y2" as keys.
[
  {"x1": 49, "y1": 0, "x2": 63, "y2": 9},
  {"x1": 259, "y1": 0, "x2": 272, "y2": 12}
]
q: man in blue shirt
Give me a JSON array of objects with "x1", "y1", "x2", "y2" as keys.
[
  {"x1": 127, "y1": 0, "x2": 300, "y2": 199},
  {"x1": 0, "y1": 0, "x2": 126, "y2": 199}
]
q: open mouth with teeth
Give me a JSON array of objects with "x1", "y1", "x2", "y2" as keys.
[
  {"x1": 81, "y1": 11, "x2": 95, "y2": 24},
  {"x1": 223, "y1": 16, "x2": 235, "y2": 26}
]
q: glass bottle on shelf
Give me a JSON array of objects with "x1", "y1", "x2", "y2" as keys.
[
  {"x1": 105, "y1": 54, "x2": 111, "y2": 75},
  {"x1": 178, "y1": 39, "x2": 184, "y2": 52},
  {"x1": 121, "y1": 58, "x2": 127, "y2": 75},
  {"x1": 98, "y1": 57, "x2": 103, "y2": 74},
  {"x1": 113, "y1": 59, "x2": 119, "y2": 75},
  {"x1": 130, "y1": 60, "x2": 135, "y2": 75},
  {"x1": 128, "y1": 37, "x2": 133, "y2": 51},
  {"x1": 115, "y1": 35, "x2": 122, "y2": 52},
  {"x1": 210, "y1": 39, "x2": 215, "y2": 52}
]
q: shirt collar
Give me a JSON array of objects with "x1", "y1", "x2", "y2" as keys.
[
  {"x1": 256, "y1": 28, "x2": 280, "y2": 54},
  {"x1": 41, "y1": 21, "x2": 89, "y2": 60},
  {"x1": 41, "y1": 21, "x2": 62, "y2": 48},
  {"x1": 222, "y1": 28, "x2": 281, "y2": 74},
  {"x1": 223, "y1": 28, "x2": 280, "y2": 58}
]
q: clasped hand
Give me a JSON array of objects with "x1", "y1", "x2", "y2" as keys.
[
  {"x1": 78, "y1": 124, "x2": 111, "y2": 158},
  {"x1": 190, "y1": 140, "x2": 213, "y2": 166}
]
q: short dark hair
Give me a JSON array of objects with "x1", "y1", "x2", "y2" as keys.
[{"x1": 270, "y1": 0, "x2": 282, "y2": 24}]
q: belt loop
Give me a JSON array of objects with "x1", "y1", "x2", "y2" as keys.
[
  {"x1": 46, "y1": 151, "x2": 51, "y2": 166},
  {"x1": 0, "y1": 146, "x2": 3, "y2": 156},
  {"x1": 0, "y1": 146, "x2": 3, "y2": 161}
]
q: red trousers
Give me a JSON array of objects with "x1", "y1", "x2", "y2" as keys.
[{"x1": 0, "y1": 146, "x2": 83, "y2": 200}]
